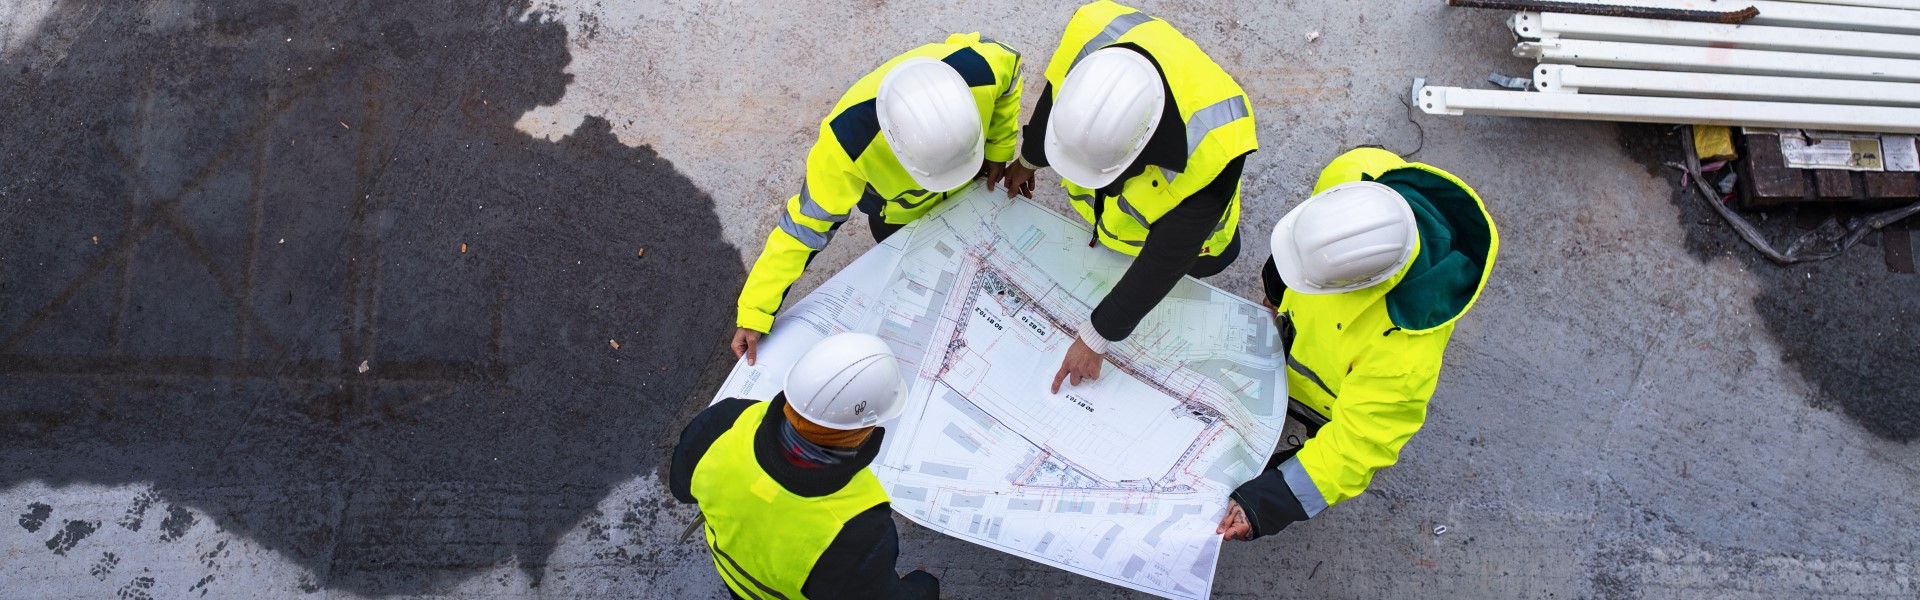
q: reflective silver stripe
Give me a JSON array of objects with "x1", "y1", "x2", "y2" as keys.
[
  {"x1": 714, "y1": 559, "x2": 765, "y2": 600},
  {"x1": 1284, "y1": 349, "x2": 1336, "y2": 398},
  {"x1": 1115, "y1": 194, "x2": 1152, "y2": 230},
  {"x1": 796, "y1": 184, "x2": 848, "y2": 223},
  {"x1": 1279, "y1": 456, "x2": 1329, "y2": 518},
  {"x1": 1185, "y1": 96, "x2": 1251, "y2": 158},
  {"x1": 1071, "y1": 11, "x2": 1155, "y2": 69},
  {"x1": 979, "y1": 37, "x2": 1020, "y2": 97},
  {"x1": 1098, "y1": 218, "x2": 1144, "y2": 247},
  {"x1": 980, "y1": 36, "x2": 1021, "y2": 58},
  {"x1": 1212, "y1": 211, "x2": 1231, "y2": 235},
  {"x1": 708, "y1": 529, "x2": 788, "y2": 600},
  {"x1": 1068, "y1": 192, "x2": 1094, "y2": 207},
  {"x1": 778, "y1": 210, "x2": 832, "y2": 250}
]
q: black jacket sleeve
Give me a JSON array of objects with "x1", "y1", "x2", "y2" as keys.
[
  {"x1": 1262, "y1": 257, "x2": 1287, "y2": 307},
  {"x1": 1089, "y1": 156, "x2": 1247, "y2": 341},
  {"x1": 1229, "y1": 468, "x2": 1311, "y2": 540},
  {"x1": 803, "y1": 504, "x2": 939, "y2": 600},
  {"x1": 1019, "y1": 83, "x2": 1054, "y2": 168},
  {"x1": 668, "y1": 398, "x2": 755, "y2": 504}
]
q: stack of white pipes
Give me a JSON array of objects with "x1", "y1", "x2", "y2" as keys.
[{"x1": 1419, "y1": 0, "x2": 1920, "y2": 134}]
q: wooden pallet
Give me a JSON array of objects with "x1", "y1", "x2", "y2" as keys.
[{"x1": 1736, "y1": 131, "x2": 1920, "y2": 209}]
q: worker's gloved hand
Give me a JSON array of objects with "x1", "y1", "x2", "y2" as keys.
[
  {"x1": 1226, "y1": 469, "x2": 1311, "y2": 541},
  {"x1": 980, "y1": 160, "x2": 1007, "y2": 193},
  {"x1": 1000, "y1": 161, "x2": 1037, "y2": 199},
  {"x1": 731, "y1": 327, "x2": 762, "y2": 366}
]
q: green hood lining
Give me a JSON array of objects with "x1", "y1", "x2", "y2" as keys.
[{"x1": 1366, "y1": 168, "x2": 1493, "y2": 332}]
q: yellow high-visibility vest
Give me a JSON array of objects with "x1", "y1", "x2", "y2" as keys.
[
  {"x1": 1042, "y1": 1, "x2": 1258, "y2": 256},
  {"x1": 737, "y1": 34, "x2": 1024, "y2": 333},
  {"x1": 690, "y1": 401, "x2": 891, "y2": 600}
]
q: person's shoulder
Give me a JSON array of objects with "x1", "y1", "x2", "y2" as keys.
[{"x1": 702, "y1": 397, "x2": 760, "y2": 423}]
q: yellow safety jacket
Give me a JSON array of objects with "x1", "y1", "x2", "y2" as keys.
[
  {"x1": 690, "y1": 402, "x2": 892, "y2": 600},
  {"x1": 1042, "y1": 1, "x2": 1257, "y2": 257},
  {"x1": 736, "y1": 34, "x2": 1024, "y2": 333},
  {"x1": 1271, "y1": 148, "x2": 1500, "y2": 520}
]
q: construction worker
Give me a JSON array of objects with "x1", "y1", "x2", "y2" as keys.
[
  {"x1": 994, "y1": 1, "x2": 1258, "y2": 393},
  {"x1": 1215, "y1": 147, "x2": 1499, "y2": 541},
  {"x1": 733, "y1": 35, "x2": 1025, "y2": 365},
  {"x1": 671, "y1": 333, "x2": 937, "y2": 599}
]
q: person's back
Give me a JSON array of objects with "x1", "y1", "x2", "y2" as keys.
[
  {"x1": 671, "y1": 334, "x2": 937, "y2": 599},
  {"x1": 731, "y1": 35, "x2": 1025, "y2": 365},
  {"x1": 1221, "y1": 147, "x2": 1499, "y2": 540}
]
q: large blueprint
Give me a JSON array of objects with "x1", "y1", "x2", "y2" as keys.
[{"x1": 713, "y1": 185, "x2": 1286, "y2": 600}]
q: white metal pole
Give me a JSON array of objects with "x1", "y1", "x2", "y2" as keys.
[
  {"x1": 1563, "y1": 0, "x2": 1920, "y2": 35},
  {"x1": 1417, "y1": 86, "x2": 1920, "y2": 134},
  {"x1": 1515, "y1": 39, "x2": 1920, "y2": 82},
  {"x1": 1511, "y1": 11, "x2": 1920, "y2": 60},
  {"x1": 1534, "y1": 65, "x2": 1920, "y2": 108}
]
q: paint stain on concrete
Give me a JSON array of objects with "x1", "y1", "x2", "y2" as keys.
[
  {"x1": 17, "y1": 502, "x2": 52, "y2": 532},
  {"x1": 297, "y1": 573, "x2": 321, "y2": 594},
  {"x1": 199, "y1": 539, "x2": 229, "y2": 568},
  {"x1": 0, "y1": 1, "x2": 745, "y2": 596},
  {"x1": 90, "y1": 552, "x2": 120, "y2": 581},
  {"x1": 44, "y1": 519, "x2": 99, "y2": 555},
  {"x1": 159, "y1": 504, "x2": 196, "y2": 542},
  {"x1": 1625, "y1": 123, "x2": 1920, "y2": 442},
  {"x1": 116, "y1": 576, "x2": 156, "y2": 600},
  {"x1": 118, "y1": 493, "x2": 155, "y2": 531},
  {"x1": 189, "y1": 573, "x2": 218, "y2": 595}
]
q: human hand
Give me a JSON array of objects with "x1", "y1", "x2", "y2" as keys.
[
  {"x1": 1217, "y1": 500, "x2": 1253, "y2": 542},
  {"x1": 1001, "y1": 162, "x2": 1037, "y2": 199},
  {"x1": 982, "y1": 160, "x2": 1007, "y2": 192},
  {"x1": 1050, "y1": 338, "x2": 1103, "y2": 393},
  {"x1": 731, "y1": 328, "x2": 762, "y2": 366}
]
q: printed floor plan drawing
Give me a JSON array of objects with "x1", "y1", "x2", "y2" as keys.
[{"x1": 714, "y1": 185, "x2": 1287, "y2": 600}]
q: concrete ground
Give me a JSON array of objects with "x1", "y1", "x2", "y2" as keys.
[{"x1": 1, "y1": 1, "x2": 1915, "y2": 598}]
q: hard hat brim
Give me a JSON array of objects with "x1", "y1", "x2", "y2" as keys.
[
  {"x1": 904, "y1": 142, "x2": 986, "y2": 193},
  {"x1": 1271, "y1": 181, "x2": 1418, "y2": 295},
  {"x1": 1046, "y1": 125, "x2": 1137, "y2": 190}
]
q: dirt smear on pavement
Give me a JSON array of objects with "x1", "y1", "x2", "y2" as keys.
[
  {"x1": 1617, "y1": 124, "x2": 1920, "y2": 443},
  {"x1": 0, "y1": 0, "x2": 743, "y2": 594}
]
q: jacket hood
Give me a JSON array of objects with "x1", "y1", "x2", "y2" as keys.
[{"x1": 1369, "y1": 166, "x2": 1497, "y2": 332}]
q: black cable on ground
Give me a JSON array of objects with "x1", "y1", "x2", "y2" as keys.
[
  {"x1": 1674, "y1": 125, "x2": 1920, "y2": 266},
  {"x1": 1395, "y1": 95, "x2": 1426, "y2": 160}
]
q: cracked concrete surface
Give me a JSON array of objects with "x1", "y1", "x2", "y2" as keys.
[{"x1": 2, "y1": 1, "x2": 1916, "y2": 599}]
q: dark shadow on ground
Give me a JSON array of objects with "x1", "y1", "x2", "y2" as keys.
[
  {"x1": 1617, "y1": 124, "x2": 1920, "y2": 442},
  {"x1": 0, "y1": 0, "x2": 742, "y2": 595}
]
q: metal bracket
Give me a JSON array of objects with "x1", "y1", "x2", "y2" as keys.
[{"x1": 1487, "y1": 73, "x2": 1533, "y2": 91}]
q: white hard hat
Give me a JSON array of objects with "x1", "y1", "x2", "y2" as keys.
[
  {"x1": 1270, "y1": 181, "x2": 1419, "y2": 295},
  {"x1": 1045, "y1": 48, "x2": 1166, "y2": 189},
  {"x1": 784, "y1": 333, "x2": 910, "y2": 430},
  {"x1": 876, "y1": 57, "x2": 986, "y2": 193}
]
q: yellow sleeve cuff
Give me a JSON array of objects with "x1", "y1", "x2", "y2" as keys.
[
  {"x1": 985, "y1": 145, "x2": 1015, "y2": 164},
  {"x1": 737, "y1": 307, "x2": 775, "y2": 334}
]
